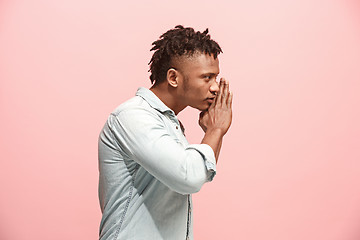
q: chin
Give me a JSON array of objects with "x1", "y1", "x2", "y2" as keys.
[
  {"x1": 195, "y1": 104, "x2": 210, "y2": 111},
  {"x1": 190, "y1": 102, "x2": 211, "y2": 111}
]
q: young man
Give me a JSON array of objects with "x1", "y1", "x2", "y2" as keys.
[{"x1": 98, "y1": 25, "x2": 233, "y2": 240}]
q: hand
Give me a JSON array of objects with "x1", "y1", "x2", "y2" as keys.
[{"x1": 199, "y1": 78, "x2": 233, "y2": 135}]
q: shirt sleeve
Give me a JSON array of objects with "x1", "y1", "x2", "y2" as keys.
[{"x1": 107, "y1": 107, "x2": 217, "y2": 195}]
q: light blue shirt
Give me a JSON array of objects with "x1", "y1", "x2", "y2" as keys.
[{"x1": 98, "y1": 87, "x2": 217, "y2": 240}]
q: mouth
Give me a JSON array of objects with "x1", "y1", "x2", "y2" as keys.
[{"x1": 206, "y1": 97, "x2": 215, "y2": 104}]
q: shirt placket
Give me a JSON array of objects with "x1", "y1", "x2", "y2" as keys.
[
  {"x1": 186, "y1": 194, "x2": 192, "y2": 240},
  {"x1": 167, "y1": 114, "x2": 191, "y2": 240},
  {"x1": 167, "y1": 113, "x2": 185, "y2": 139}
]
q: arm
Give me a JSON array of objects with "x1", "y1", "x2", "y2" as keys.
[
  {"x1": 199, "y1": 78, "x2": 233, "y2": 163},
  {"x1": 108, "y1": 107, "x2": 216, "y2": 195}
]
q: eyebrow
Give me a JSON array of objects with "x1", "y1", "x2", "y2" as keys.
[{"x1": 201, "y1": 72, "x2": 219, "y2": 76}]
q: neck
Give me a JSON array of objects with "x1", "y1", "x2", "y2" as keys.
[{"x1": 150, "y1": 83, "x2": 186, "y2": 115}]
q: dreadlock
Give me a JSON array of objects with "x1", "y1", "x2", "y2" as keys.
[{"x1": 148, "y1": 25, "x2": 222, "y2": 85}]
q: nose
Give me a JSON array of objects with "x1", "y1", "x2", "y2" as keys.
[{"x1": 210, "y1": 81, "x2": 220, "y2": 95}]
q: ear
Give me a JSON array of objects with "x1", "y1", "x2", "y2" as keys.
[{"x1": 166, "y1": 68, "x2": 178, "y2": 87}]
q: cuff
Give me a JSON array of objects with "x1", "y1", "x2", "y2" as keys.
[{"x1": 185, "y1": 144, "x2": 217, "y2": 181}]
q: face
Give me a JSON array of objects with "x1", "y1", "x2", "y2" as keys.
[{"x1": 174, "y1": 53, "x2": 220, "y2": 111}]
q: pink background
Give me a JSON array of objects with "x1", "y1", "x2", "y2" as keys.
[{"x1": 1, "y1": 0, "x2": 360, "y2": 239}]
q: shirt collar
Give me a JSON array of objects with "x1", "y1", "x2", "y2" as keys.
[{"x1": 135, "y1": 87, "x2": 175, "y2": 115}]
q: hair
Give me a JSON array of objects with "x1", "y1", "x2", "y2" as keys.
[{"x1": 148, "y1": 25, "x2": 222, "y2": 85}]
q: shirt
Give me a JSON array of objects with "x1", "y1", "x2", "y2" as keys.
[{"x1": 98, "y1": 87, "x2": 217, "y2": 240}]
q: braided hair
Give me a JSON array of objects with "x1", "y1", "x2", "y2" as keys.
[{"x1": 148, "y1": 25, "x2": 222, "y2": 85}]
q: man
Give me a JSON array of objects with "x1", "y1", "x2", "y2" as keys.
[{"x1": 98, "y1": 25, "x2": 233, "y2": 240}]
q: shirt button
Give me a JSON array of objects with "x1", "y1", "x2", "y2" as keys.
[{"x1": 176, "y1": 126, "x2": 178, "y2": 129}]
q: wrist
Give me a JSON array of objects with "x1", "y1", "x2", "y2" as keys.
[{"x1": 205, "y1": 127, "x2": 224, "y2": 137}]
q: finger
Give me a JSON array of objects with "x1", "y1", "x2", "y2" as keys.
[
  {"x1": 216, "y1": 78, "x2": 224, "y2": 105},
  {"x1": 222, "y1": 79, "x2": 229, "y2": 106},
  {"x1": 227, "y1": 91, "x2": 233, "y2": 108},
  {"x1": 209, "y1": 102, "x2": 215, "y2": 111}
]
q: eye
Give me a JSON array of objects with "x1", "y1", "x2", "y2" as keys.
[{"x1": 204, "y1": 75, "x2": 211, "y2": 81}]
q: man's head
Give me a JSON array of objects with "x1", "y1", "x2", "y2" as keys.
[
  {"x1": 148, "y1": 25, "x2": 222, "y2": 86},
  {"x1": 149, "y1": 25, "x2": 222, "y2": 112}
]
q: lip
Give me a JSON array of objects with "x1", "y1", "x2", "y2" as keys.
[{"x1": 206, "y1": 98, "x2": 215, "y2": 103}]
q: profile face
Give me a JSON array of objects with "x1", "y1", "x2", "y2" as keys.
[{"x1": 175, "y1": 53, "x2": 220, "y2": 111}]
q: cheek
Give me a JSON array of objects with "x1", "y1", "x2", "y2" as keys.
[
  {"x1": 201, "y1": 83, "x2": 212, "y2": 93},
  {"x1": 184, "y1": 79, "x2": 209, "y2": 99},
  {"x1": 194, "y1": 86, "x2": 207, "y2": 97}
]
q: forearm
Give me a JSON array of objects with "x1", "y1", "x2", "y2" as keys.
[
  {"x1": 215, "y1": 138, "x2": 222, "y2": 160},
  {"x1": 201, "y1": 128, "x2": 224, "y2": 163}
]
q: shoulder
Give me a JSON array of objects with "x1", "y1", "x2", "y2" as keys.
[
  {"x1": 108, "y1": 96, "x2": 164, "y2": 126},
  {"x1": 111, "y1": 95, "x2": 148, "y2": 115}
]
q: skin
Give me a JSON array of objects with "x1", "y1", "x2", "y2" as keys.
[{"x1": 150, "y1": 52, "x2": 233, "y2": 162}]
